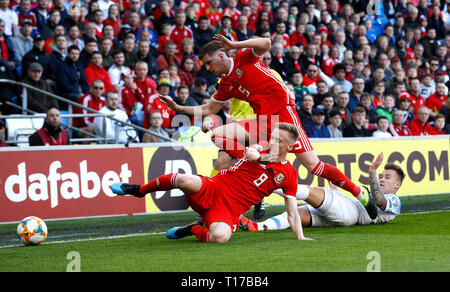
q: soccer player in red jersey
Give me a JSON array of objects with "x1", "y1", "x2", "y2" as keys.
[
  {"x1": 160, "y1": 35, "x2": 375, "y2": 217},
  {"x1": 111, "y1": 123, "x2": 312, "y2": 242}
]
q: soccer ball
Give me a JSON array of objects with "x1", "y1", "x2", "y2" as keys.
[{"x1": 17, "y1": 216, "x2": 48, "y2": 246}]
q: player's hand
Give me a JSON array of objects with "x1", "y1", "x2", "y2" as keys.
[
  {"x1": 369, "y1": 152, "x2": 384, "y2": 172},
  {"x1": 258, "y1": 153, "x2": 278, "y2": 164},
  {"x1": 212, "y1": 34, "x2": 235, "y2": 52},
  {"x1": 245, "y1": 147, "x2": 261, "y2": 162},
  {"x1": 328, "y1": 181, "x2": 338, "y2": 191},
  {"x1": 160, "y1": 94, "x2": 180, "y2": 112}
]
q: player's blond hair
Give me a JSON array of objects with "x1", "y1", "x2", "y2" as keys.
[{"x1": 275, "y1": 122, "x2": 299, "y2": 144}]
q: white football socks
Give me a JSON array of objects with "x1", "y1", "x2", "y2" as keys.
[{"x1": 258, "y1": 212, "x2": 290, "y2": 231}]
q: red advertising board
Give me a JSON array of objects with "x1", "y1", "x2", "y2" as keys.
[{"x1": 0, "y1": 147, "x2": 145, "y2": 223}]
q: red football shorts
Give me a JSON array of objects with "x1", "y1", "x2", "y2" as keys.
[
  {"x1": 184, "y1": 175, "x2": 239, "y2": 233},
  {"x1": 237, "y1": 105, "x2": 313, "y2": 154}
]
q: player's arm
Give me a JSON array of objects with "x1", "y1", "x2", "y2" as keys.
[
  {"x1": 212, "y1": 34, "x2": 271, "y2": 57},
  {"x1": 245, "y1": 143, "x2": 278, "y2": 164},
  {"x1": 245, "y1": 146, "x2": 261, "y2": 162},
  {"x1": 160, "y1": 94, "x2": 224, "y2": 116},
  {"x1": 284, "y1": 196, "x2": 312, "y2": 240},
  {"x1": 245, "y1": 147, "x2": 276, "y2": 164},
  {"x1": 369, "y1": 152, "x2": 387, "y2": 210}
]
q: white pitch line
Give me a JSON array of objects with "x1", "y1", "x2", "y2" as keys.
[
  {"x1": 2, "y1": 210, "x2": 448, "y2": 249},
  {"x1": 0, "y1": 231, "x2": 166, "y2": 249}
]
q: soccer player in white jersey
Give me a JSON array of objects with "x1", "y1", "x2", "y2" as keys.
[{"x1": 240, "y1": 152, "x2": 404, "y2": 231}]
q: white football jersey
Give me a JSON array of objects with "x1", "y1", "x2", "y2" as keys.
[{"x1": 357, "y1": 193, "x2": 401, "y2": 225}]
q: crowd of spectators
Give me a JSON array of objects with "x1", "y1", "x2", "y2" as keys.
[{"x1": 1, "y1": 0, "x2": 450, "y2": 147}]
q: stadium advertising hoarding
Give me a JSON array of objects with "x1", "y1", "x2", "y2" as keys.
[
  {"x1": 141, "y1": 136, "x2": 450, "y2": 212},
  {"x1": 142, "y1": 143, "x2": 218, "y2": 213},
  {"x1": 0, "y1": 136, "x2": 448, "y2": 221},
  {"x1": 306, "y1": 137, "x2": 449, "y2": 195},
  {"x1": 0, "y1": 147, "x2": 145, "y2": 223}
]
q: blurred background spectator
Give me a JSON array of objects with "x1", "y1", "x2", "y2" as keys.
[
  {"x1": 28, "y1": 107, "x2": 69, "y2": 146},
  {"x1": 1, "y1": 0, "x2": 450, "y2": 147}
]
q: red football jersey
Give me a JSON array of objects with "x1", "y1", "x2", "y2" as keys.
[
  {"x1": 156, "y1": 35, "x2": 172, "y2": 54},
  {"x1": 407, "y1": 92, "x2": 425, "y2": 113},
  {"x1": 321, "y1": 57, "x2": 340, "y2": 77},
  {"x1": 170, "y1": 24, "x2": 193, "y2": 49},
  {"x1": 213, "y1": 142, "x2": 297, "y2": 216},
  {"x1": 120, "y1": 85, "x2": 145, "y2": 116},
  {"x1": 18, "y1": 12, "x2": 37, "y2": 28},
  {"x1": 73, "y1": 93, "x2": 106, "y2": 127},
  {"x1": 388, "y1": 124, "x2": 412, "y2": 137},
  {"x1": 134, "y1": 77, "x2": 157, "y2": 101},
  {"x1": 223, "y1": 7, "x2": 241, "y2": 30},
  {"x1": 212, "y1": 48, "x2": 294, "y2": 116},
  {"x1": 143, "y1": 93, "x2": 176, "y2": 129},
  {"x1": 205, "y1": 8, "x2": 222, "y2": 28},
  {"x1": 270, "y1": 32, "x2": 290, "y2": 49},
  {"x1": 425, "y1": 93, "x2": 447, "y2": 113},
  {"x1": 409, "y1": 119, "x2": 434, "y2": 136}
]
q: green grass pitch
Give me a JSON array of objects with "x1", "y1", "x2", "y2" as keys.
[{"x1": 0, "y1": 194, "x2": 449, "y2": 272}]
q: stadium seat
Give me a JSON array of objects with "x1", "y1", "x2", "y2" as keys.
[
  {"x1": 15, "y1": 128, "x2": 36, "y2": 147},
  {"x1": 31, "y1": 114, "x2": 45, "y2": 129},
  {"x1": 5, "y1": 114, "x2": 45, "y2": 145}
]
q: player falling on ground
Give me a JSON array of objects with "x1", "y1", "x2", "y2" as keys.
[
  {"x1": 160, "y1": 34, "x2": 377, "y2": 219},
  {"x1": 111, "y1": 123, "x2": 313, "y2": 243},
  {"x1": 240, "y1": 152, "x2": 403, "y2": 231},
  {"x1": 221, "y1": 67, "x2": 285, "y2": 219}
]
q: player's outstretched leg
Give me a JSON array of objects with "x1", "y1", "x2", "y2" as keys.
[
  {"x1": 360, "y1": 186, "x2": 378, "y2": 220},
  {"x1": 111, "y1": 173, "x2": 202, "y2": 198},
  {"x1": 310, "y1": 160, "x2": 363, "y2": 198},
  {"x1": 110, "y1": 183, "x2": 144, "y2": 197},
  {"x1": 211, "y1": 134, "x2": 247, "y2": 160},
  {"x1": 239, "y1": 215, "x2": 259, "y2": 231},
  {"x1": 210, "y1": 122, "x2": 250, "y2": 161},
  {"x1": 210, "y1": 151, "x2": 233, "y2": 177},
  {"x1": 111, "y1": 174, "x2": 178, "y2": 198},
  {"x1": 166, "y1": 218, "x2": 204, "y2": 239},
  {"x1": 168, "y1": 221, "x2": 232, "y2": 243},
  {"x1": 240, "y1": 213, "x2": 292, "y2": 232},
  {"x1": 297, "y1": 151, "x2": 371, "y2": 203}
]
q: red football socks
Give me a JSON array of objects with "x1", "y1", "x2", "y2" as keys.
[
  {"x1": 311, "y1": 161, "x2": 361, "y2": 197},
  {"x1": 240, "y1": 215, "x2": 258, "y2": 231},
  {"x1": 191, "y1": 225, "x2": 210, "y2": 242},
  {"x1": 139, "y1": 173, "x2": 178, "y2": 195},
  {"x1": 211, "y1": 135, "x2": 246, "y2": 159}
]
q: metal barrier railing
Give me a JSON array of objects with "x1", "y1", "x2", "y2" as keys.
[
  {"x1": 0, "y1": 79, "x2": 176, "y2": 145},
  {"x1": 0, "y1": 107, "x2": 116, "y2": 144}
]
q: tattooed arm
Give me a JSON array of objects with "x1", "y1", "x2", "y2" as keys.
[{"x1": 369, "y1": 152, "x2": 387, "y2": 210}]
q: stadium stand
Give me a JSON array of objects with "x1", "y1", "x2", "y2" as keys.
[{"x1": 0, "y1": 0, "x2": 450, "y2": 148}]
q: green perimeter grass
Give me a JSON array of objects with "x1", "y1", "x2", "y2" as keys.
[
  {"x1": 0, "y1": 194, "x2": 449, "y2": 272},
  {"x1": 0, "y1": 211, "x2": 448, "y2": 272}
]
